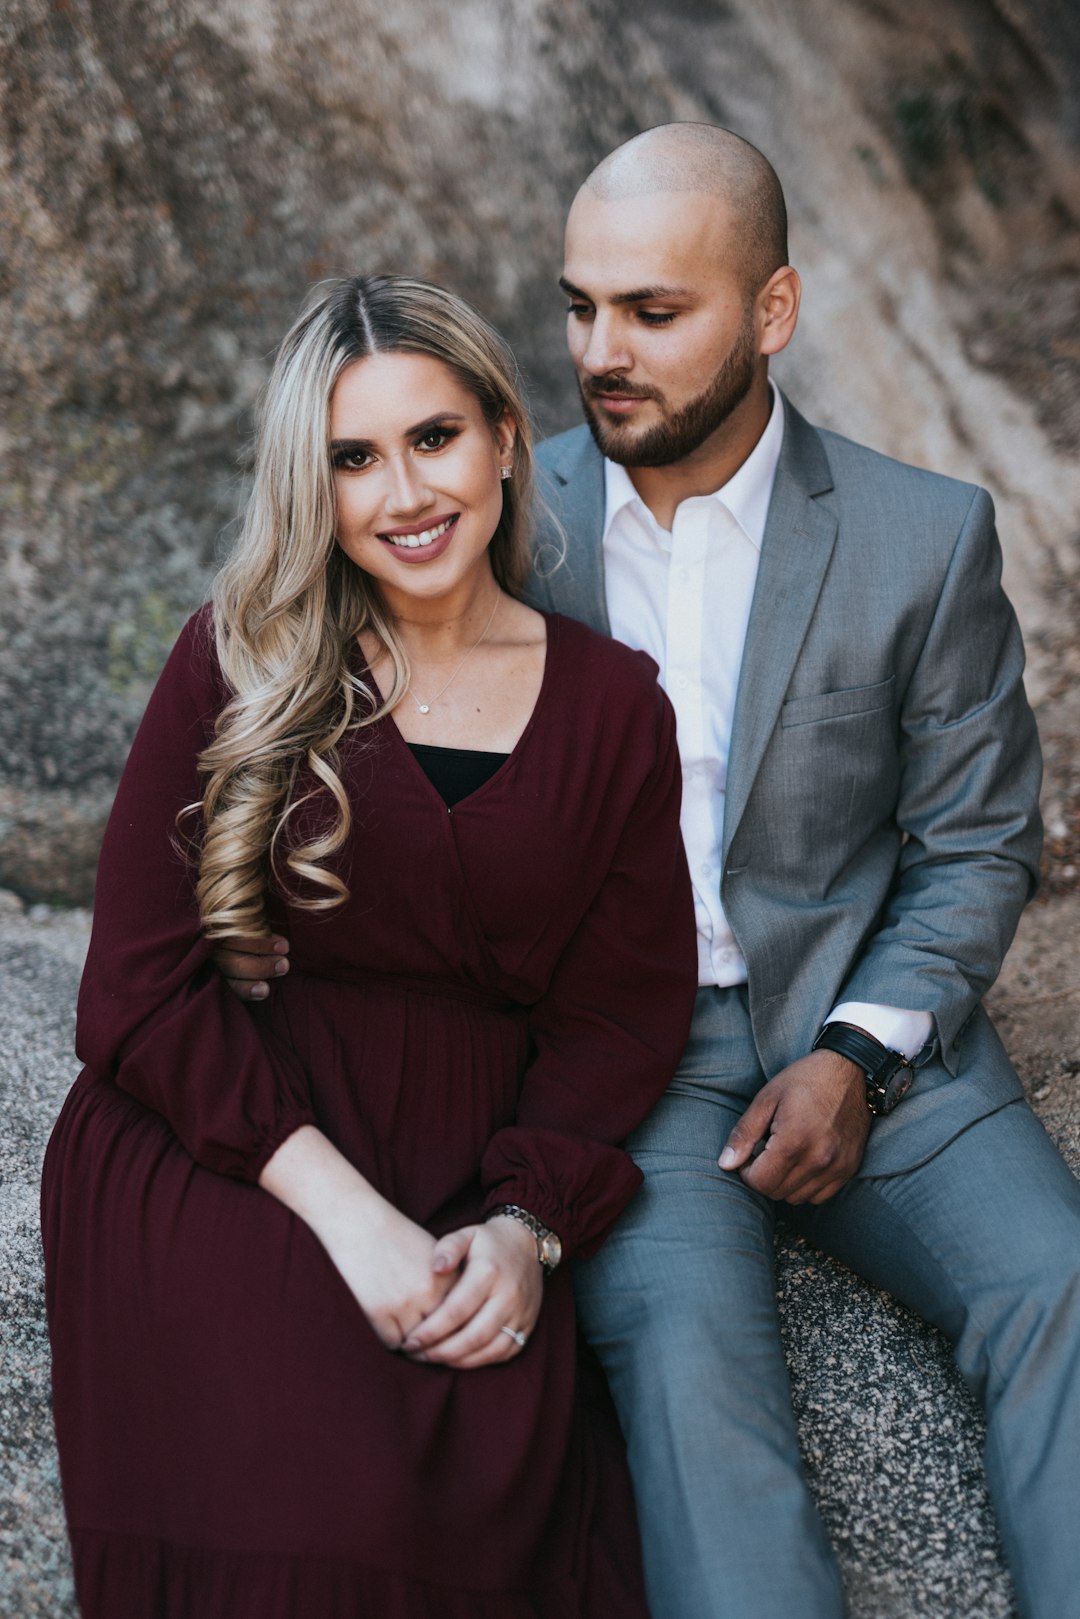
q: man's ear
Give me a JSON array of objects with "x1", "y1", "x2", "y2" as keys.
[{"x1": 758, "y1": 266, "x2": 801, "y2": 359}]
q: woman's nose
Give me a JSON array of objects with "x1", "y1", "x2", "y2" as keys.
[{"x1": 384, "y1": 455, "x2": 433, "y2": 517}]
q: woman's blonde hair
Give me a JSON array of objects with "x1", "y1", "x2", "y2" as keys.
[{"x1": 194, "y1": 274, "x2": 535, "y2": 940}]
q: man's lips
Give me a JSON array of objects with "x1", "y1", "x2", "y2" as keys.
[
  {"x1": 592, "y1": 394, "x2": 650, "y2": 415},
  {"x1": 377, "y1": 513, "x2": 459, "y2": 559},
  {"x1": 586, "y1": 385, "x2": 657, "y2": 416}
]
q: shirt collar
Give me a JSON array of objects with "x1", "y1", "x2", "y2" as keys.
[{"x1": 602, "y1": 381, "x2": 785, "y2": 553}]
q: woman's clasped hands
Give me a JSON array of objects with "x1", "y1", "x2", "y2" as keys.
[
  {"x1": 330, "y1": 1203, "x2": 542, "y2": 1368},
  {"x1": 403, "y1": 1216, "x2": 543, "y2": 1368}
]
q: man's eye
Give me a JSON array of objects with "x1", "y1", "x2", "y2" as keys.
[
  {"x1": 638, "y1": 311, "x2": 677, "y2": 327},
  {"x1": 566, "y1": 302, "x2": 593, "y2": 320}
]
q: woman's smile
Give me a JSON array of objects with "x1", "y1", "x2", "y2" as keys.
[{"x1": 377, "y1": 512, "x2": 460, "y2": 559}]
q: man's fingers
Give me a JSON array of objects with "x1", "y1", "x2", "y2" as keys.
[
  {"x1": 719, "y1": 1090, "x2": 777, "y2": 1170},
  {"x1": 214, "y1": 947, "x2": 290, "y2": 981},
  {"x1": 212, "y1": 935, "x2": 289, "y2": 1002},
  {"x1": 225, "y1": 976, "x2": 271, "y2": 1003}
]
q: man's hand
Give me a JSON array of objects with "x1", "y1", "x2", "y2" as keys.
[
  {"x1": 719, "y1": 1050, "x2": 870, "y2": 1204},
  {"x1": 212, "y1": 933, "x2": 290, "y2": 1001}
]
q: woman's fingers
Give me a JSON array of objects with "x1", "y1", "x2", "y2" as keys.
[
  {"x1": 414, "y1": 1293, "x2": 523, "y2": 1367},
  {"x1": 402, "y1": 1265, "x2": 492, "y2": 1353},
  {"x1": 431, "y1": 1226, "x2": 477, "y2": 1275}
]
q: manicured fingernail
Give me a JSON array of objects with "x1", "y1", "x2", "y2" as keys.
[
  {"x1": 719, "y1": 1147, "x2": 737, "y2": 1169},
  {"x1": 250, "y1": 983, "x2": 268, "y2": 1001},
  {"x1": 274, "y1": 958, "x2": 288, "y2": 975}
]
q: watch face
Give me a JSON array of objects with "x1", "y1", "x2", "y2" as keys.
[
  {"x1": 884, "y1": 1068, "x2": 914, "y2": 1110},
  {"x1": 539, "y1": 1231, "x2": 562, "y2": 1272}
]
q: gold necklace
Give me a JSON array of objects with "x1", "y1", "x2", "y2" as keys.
[{"x1": 406, "y1": 593, "x2": 501, "y2": 715}]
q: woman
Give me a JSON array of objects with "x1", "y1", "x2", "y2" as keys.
[{"x1": 41, "y1": 275, "x2": 697, "y2": 1617}]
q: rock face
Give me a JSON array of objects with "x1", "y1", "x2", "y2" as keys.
[{"x1": 1, "y1": 0, "x2": 1078, "y2": 902}]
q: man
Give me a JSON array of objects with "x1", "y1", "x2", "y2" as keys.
[{"x1": 217, "y1": 126, "x2": 1080, "y2": 1619}]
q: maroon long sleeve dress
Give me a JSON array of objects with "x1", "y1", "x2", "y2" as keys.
[{"x1": 41, "y1": 606, "x2": 697, "y2": 1618}]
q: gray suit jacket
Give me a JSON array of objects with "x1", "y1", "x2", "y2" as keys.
[{"x1": 526, "y1": 398, "x2": 1043, "y2": 1176}]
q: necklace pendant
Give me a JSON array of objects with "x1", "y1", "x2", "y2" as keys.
[{"x1": 418, "y1": 703, "x2": 430, "y2": 714}]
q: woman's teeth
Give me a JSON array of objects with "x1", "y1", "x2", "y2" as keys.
[{"x1": 384, "y1": 518, "x2": 454, "y2": 549}]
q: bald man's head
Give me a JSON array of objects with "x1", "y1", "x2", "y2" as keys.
[{"x1": 581, "y1": 124, "x2": 788, "y2": 294}]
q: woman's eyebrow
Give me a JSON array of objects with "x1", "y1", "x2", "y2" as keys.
[
  {"x1": 329, "y1": 436, "x2": 376, "y2": 453},
  {"x1": 403, "y1": 412, "x2": 468, "y2": 437},
  {"x1": 329, "y1": 414, "x2": 467, "y2": 453}
]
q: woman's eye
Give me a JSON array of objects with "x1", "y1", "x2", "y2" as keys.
[
  {"x1": 331, "y1": 449, "x2": 373, "y2": 471},
  {"x1": 417, "y1": 427, "x2": 457, "y2": 451}
]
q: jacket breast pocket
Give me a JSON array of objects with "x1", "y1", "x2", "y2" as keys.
[{"x1": 781, "y1": 675, "x2": 896, "y2": 729}]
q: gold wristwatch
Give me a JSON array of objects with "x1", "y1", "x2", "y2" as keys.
[{"x1": 485, "y1": 1205, "x2": 563, "y2": 1275}]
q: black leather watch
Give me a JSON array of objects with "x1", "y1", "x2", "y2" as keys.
[
  {"x1": 812, "y1": 1022, "x2": 914, "y2": 1116},
  {"x1": 485, "y1": 1205, "x2": 563, "y2": 1275}
]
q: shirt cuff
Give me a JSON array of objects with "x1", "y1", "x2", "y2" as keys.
[{"x1": 824, "y1": 1002, "x2": 933, "y2": 1062}]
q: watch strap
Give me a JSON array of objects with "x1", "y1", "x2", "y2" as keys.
[
  {"x1": 485, "y1": 1204, "x2": 561, "y2": 1274},
  {"x1": 812, "y1": 1022, "x2": 913, "y2": 1115}
]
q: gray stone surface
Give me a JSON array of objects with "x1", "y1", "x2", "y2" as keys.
[
  {"x1": 2, "y1": 889, "x2": 1078, "y2": 1617},
  {"x1": 2, "y1": 0, "x2": 1079, "y2": 902}
]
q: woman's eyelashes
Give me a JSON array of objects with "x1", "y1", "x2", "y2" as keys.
[
  {"x1": 331, "y1": 443, "x2": 375, "y2": 471},
  {"x1": 330, "y1": 424, "x2": 461, "y2": 472},
  {"x1": 415, "y1": 424, "x2": 460, "y2": 452}
]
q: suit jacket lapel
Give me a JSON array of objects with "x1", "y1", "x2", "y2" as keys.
[
  {"x1": 723, "y1": 402, "x2": 838, "y2": 856},
  {"x1": 535, "y1": 430, "x2": 611, "y2": 635}
]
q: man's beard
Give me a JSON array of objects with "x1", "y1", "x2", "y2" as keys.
[{"x1": 578, "y1": 314, "x2": 758, "y2": 469}]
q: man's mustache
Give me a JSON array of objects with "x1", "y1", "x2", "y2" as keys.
[{"x1": 582, "y1": 375, "x2": 661, "y2": 403}]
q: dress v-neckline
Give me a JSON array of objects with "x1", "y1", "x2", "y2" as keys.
[{"x1": 358, "y1": 613, "x2": 557, "y2": 812}]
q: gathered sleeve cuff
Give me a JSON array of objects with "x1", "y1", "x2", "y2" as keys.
[
  {"x1": 481, "y1": 676, "x2": 697, "y2": 1258},
  {"x1": 75, "y1": 609, "x2": 317, "y2": 1181}
]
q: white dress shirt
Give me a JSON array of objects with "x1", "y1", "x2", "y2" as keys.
[{"x1": 601, "y1": 386, "x2": 931, "y2": 1061}]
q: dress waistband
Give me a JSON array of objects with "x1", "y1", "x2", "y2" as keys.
[{"x1": 293, "y1": 965, "x2": 526, "y2": 1016}]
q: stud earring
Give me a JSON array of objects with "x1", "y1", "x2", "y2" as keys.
[{"x1": 500, "y1": 465, "x2": 513, "y2": 481}]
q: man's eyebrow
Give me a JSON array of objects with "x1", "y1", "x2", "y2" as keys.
[{"x1": 559, "y1": 275, "x2": 692, "y2": 306}]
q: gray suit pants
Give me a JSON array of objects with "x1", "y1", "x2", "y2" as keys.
[{"x1": 574, "y1": 987, "x2": 1080, "y2": 1619}]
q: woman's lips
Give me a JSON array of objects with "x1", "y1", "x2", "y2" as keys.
[{"x1": 377, "y1": 513, "x2": 459, "y2": 561}]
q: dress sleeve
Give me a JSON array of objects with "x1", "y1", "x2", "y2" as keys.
[
  {"x1": 480, "y1": 676, "x2": 697, "y2": 1258},
  {"x1": 75, "y1": 610, "x2": 318, "y2": 1180}
]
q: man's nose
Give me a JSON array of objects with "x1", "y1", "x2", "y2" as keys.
[{"x1": 581, "y1": 312, "x2": 631, "y2": 378}]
